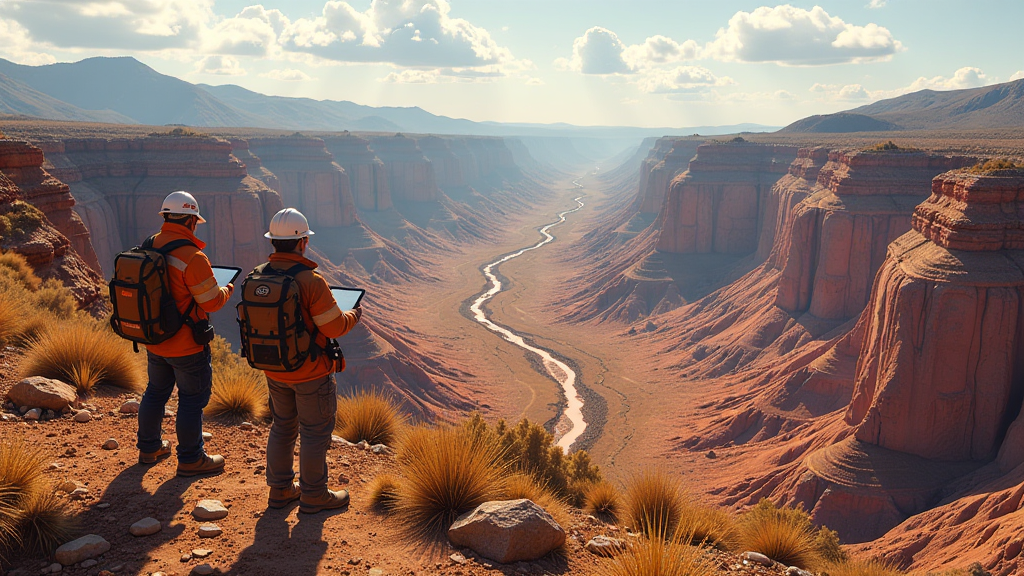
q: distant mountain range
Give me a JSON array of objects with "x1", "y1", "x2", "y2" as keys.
[
  {"x1": 782, "y1": 78, "x2": 1024, "y2": 133},
  {"x1": 0, "y1": 56, "x2": 777, "y2": 138}
]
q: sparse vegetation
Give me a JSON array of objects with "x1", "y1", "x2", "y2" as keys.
[
  {"x1": 584, "y1": 480, "x2": 621, "y2": 519},
  {"x1": 394, "y1": 424, "x2": 505, "y2": 535},
  {"x1": 368, "y1": 474, "x2": 401, "y2": 512},
  {"x1": 32, "y1": 279, "x2": 78, "y2": 319},
  {"x1": 0, "y1": 202, "x2": 45, "y2": 243},
  {"x1": 151, "y1": 126, "x2": 209, "y2": 138},
  {"x1": 0, "y1": 251, "x2": 41, "y2": 291},
  {"x1": 335, "y1": 389, "x2": 404, "y2": 445},
  {"x1": 501, "y1": 472, "x2": 571, "y2": 528},
  {"x1": 814, "y1": 526, "x2": 848, "y2": 564},
  {"x1": 865, "y1": 140, "x2": 920, "y2": 153},
  {"x1": 206, "y1": 336, "x2": 269, "y2": 423},
  {"x1": 600, "y1": 530, "x2": 715, "y2": 576},
  {"x1": 625, "y1": 469, "x2": 687, "y2": 539},
  {"x1": 677, "y1": 502, "x2": 738, "y2": 549},
  {"x1": 0, "y1": 442, "x2": 75, "y2": 561},
  {"x1": 738, "y1": 499, "x2": 819, "y2": 568},
  {"x1": 966, "y1": 158, "x2": 1024, "y2": 173},
  {"x1": 16, "y1": 490, "x2": 76, "y2": 557},
  {"x1": 823, "y1": 558, "x2": 904, "y2": 576},
  {"x1": 20, "y1": 320, "x2": 145, "y2": 394}
]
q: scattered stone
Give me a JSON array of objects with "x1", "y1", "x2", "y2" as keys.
[
  {"x1": 239, "y1": 422, "x2": 254, "y2": 430},
  {"x1": 585, "y1": 535, "x2": 627, "y2": 557},
  {"x1": 44, "y1": 409, "x2": 55, "y2": 420},
  {"x1": 73, "y1": 411, "x2": 92, "y2": 423},
  {"x1": 81, "y1": 559, "x2": 98, "y2": 568},
  {"x1": 96, "y1": 502, "x2": 111, "y2": 509},
  {"x1": 368, "y1": 570, "x2": 383, "y2": 576},
  {"x1": 56, "y1": 480, "x2": 79, "y2": 494},
  {"x1": 69, "y1": 487, "x2": 89, "y2": 500},
  {"x1": 54, "y1": 534, "x2": 110, "y2": 565},
  {"x1": 348, "y1": 558, "x2": 362, "y2": 566},
  {"x1": 23, "y1": 408, "x2": 41, "y2": 421},
  {"x1": 192, "y1": 549, "x2": 213, "y2": 558},
  {"x1": 102, "y1": 439, "x2": 119, "y2": 450},
  {"x1": 202, "y1": 432, "x2": 213, "y2": 441},
  {"x1": 180, "y1": 553, "x2": 192, "y2": 563},
  {"x1": 164, "y1": 407, "x2": 175, "y2": 418},
  {"x1": 742, "y1": 551, "x2": 773, "y2": 566},
  {"x1": 192, "y1": 565, "x2": 214, "y2": 576},
  {"x1": 119, "y1": 400, "x2": 140, "y2": 414},
  {"x1": 7, "y1": 377, "x2": 77, "y2": 411},
  {"x1": 356, "y1": 440, "x2": 369, "y2": 450},
  {"x1": 45, "y1": 562, "x2": 62, "y2": 573},
  {"x1": 370, "y1": 444, "x2": 390, "y2": 455},
  {"x1": 152, "y1": 573, "x2": 167, "y2": 576},
  {"x1": 787, "y1": 567, "x2": 814, "y2": 576},
  {"x1": 197, "y1": 524, "x2": 222, "y2": 538},
  {"x1": 706, "y1": 450, "x2": 717, "y2": 459},
  {"x1": 129, "y1": 517, "x2": 161, "y2": 537},
  {"x1": 192, "y1": 499, "x2": 229, "y2": 520},
  {"x1": 449, "y1": 553, "x2": 467, "y2": 565},
  {"x1": 448, "y1": 499, "x2": 566, "y2": 564}
]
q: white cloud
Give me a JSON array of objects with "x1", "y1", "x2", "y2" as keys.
[
  {"x1": 867, "y1": 0, "x2": 887, "y2": 7},
  {"x1": 555, "y1": 27, "x2": 700, "y2": 75},
  {"x1": 0, "y1": 18, "x2": 55, "y2": 65},
  {"x1": 622, "y1": 35, "x2": 700, "y2": 69},
  {"x1": 810, "y1": 67, "x2": 996, "y2": 104},
  {"x1": 621, "y1": 97, "x2": 639, "y2": 105},
  {"x1": 194, "y1": 54, "x2": 245, "y2": 75},
  {"x1": 1012, "y1": 71, "x2": 1024, "y2": 82},
  {"x1": 904, "y1": 66, "x2": 990, "y2": 91},
  {"x1": 636, "y1": 66, "x2": 735, "y2": 93},
  {"x1": 706, "y1": 5, "x2": 903, "y2": 65},
  {"x1": 378, "y1": 65, "x2": 509, "y2": 84},
  {"x1": 525, "y1": 77, "x2": 544, "y2": 86},
  {"x1": 810, "y1": 82, "x2": 871, "y2": 100},
  {"x1": 260, "y1": 68, "x2": 314, "y2": 81}
]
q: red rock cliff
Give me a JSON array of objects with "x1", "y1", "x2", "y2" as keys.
[
  {"x1": 368, "y1": 135, "x2": 439, "y2": 203},
  {"x1": 323, "y1": 134, "x2": 392, "y2": 212},
  {"x1": 657, "y1": 142, "x2": 798, "y2": 255},
  {"x1": 638, "y1": 139, "x2": 700, "y2": 214},
  {"x1": 248, "y1": 137, "x2": 356, "y2": 229},
  {"x1": 416, "y1": 136, "x2": 465, "y2": 188}
]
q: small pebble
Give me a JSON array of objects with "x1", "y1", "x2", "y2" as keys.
[
  {"x1": 74, "y1": 411, "x2": 92, "y2": 423},
  {"x1": 192, "y1": 549, "x2": 212, "y2": 558},
  {"x1": 180, "y1": 553, "x2": 192, "y2": 563},
  {"x1": 348, "y1": 558, "x2": 362, "y2": 566},
  {"x1": 119, "y1": 400, "x2": 140, "y2": 414},
  {"x1": 96, "y1": 502, "x2": 110, "y2": 509},
  {"x1": 24, "y1": 408, "x2": 41, "y2": 421},
  {"x1": 81, "y1": 559, "x2": 98, "y2": 568},
  {"x1": 239, "y1": 421, "x2": 254, "y2": 430},
  {"x1": 102, "y1": 439, "x2": 119, "y2": 450},
  {"x1": 192, "y1": 565, "x2": 214, "y2": 576},
  {"x1": 202, "y1": 432, "x2": 213, "y2": 441},
  {"x1": 129, "y1": 517, "x2": 161, "y2": 537},
  {"x1": 69, "y1": 487, "x2": 89, "y2": 500},
  {"x1": 197, "y1": 524, "x2": 222, "y2": 538}
]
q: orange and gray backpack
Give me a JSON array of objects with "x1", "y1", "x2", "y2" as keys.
[
  {"x1": 237, "y1": 263, "x2": 326, "y2": 372},
  {"x1": 109, "y1": 235, "x2": 196, "y2": 351}
]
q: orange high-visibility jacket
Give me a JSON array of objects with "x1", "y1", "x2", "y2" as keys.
[
  {"x1": 145, "y1": 222, "x2": 231, "y2": 358},
  {"x1": 262, "y1": 252, "x2": 359, "y2": 384}
]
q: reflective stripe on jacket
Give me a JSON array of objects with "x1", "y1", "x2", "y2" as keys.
[
  {"x1": 261, "y1": 251, "x2": 359, "y2": 384},
  {"x1": 145, "y1": 222, "x2": 230, "y2": 358}
]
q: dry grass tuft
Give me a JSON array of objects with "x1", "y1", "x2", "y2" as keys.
[
  {"x1": 395, "y1": 425, "x2": 505, "y2": 535},
  {"x1": 584, "y1": 480, "x2": 621, "y2": 520},
  {"x1": 17, "y1": 490, "x2": 76, "y2": 557},
  {"x1": 368, "y1": 474, "x2": 401, "y2": 512},
  {"x1": 625, "y1": 469, "x2": 687, "y2": 538},
  {"x1": 335, "y1": 389, "x2": 404, "y2": 445},
  {"x1": 677, "y1": 503, "x2": 738, "y2": 550},
  {"x1": 32, "y1": 279, "x2": 78, "y2": 319},
  {"x1": 0, "y1": 483, "x2": 23, "y2": 563},
  {"x1": 0, "y1": 442, "x2": 47, "y2": 501},
  {"x1": 824, "y1": 558, "x2": 904, "y2": 576},
  {"x1": 738, "y1": 499, "x2": 819, "y2": 568},
  {"x1": 206, "y1": 364, "x2": 269, "y2": 423},
  {"x1": 501, "y1": 472, "x2": 571, "y2": 528},
  {"x1": 601, "y1": 531, "x2": 715, "y2": 576},
  {"x1": 0, "y1": 251, "x2": 41, "y2": 291},
  {"x1": 967, "y1": 158, "x2": 1024, "y2": 174},
  {"x1": 20, "y1": 320, "x2": 144, "y2": 394}
]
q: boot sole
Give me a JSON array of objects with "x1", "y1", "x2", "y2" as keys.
[
  {"x1": 268, "y1": 496, "x2": 301, "y2": 509},
  {"x1": 138, "y1": 452, "x2": 171, "y2": 465},
  {"x1": 176, "y1": 466, "x2": 225, "y2": 478},
  {"x1": 299, "y1": 496, "x2": 350, "y2": 514}
]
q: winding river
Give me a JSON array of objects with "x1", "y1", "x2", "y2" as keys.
[{"x1": 470, "y1": 179, "x2": 587, "y2": 449}]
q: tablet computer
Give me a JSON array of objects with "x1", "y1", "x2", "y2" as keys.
[
  {"x1": 330, "y1": 287, "x2": 365, "y2": 311},
  {"x1": 211, "y1": 266, "x2": 242, "y2": 288}
]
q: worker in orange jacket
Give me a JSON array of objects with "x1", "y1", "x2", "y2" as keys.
[
  {"x1": 260, "y1": 208, "x2": 361, "y2": 513},
  {"x1": 137, "y1": 191, "x2": 233, "y2": 477}
]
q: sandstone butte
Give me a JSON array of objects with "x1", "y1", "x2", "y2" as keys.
[
  {"x1": 368, "y1": 134, "x2": 440, "y2": 203},
  {"x1": 0, "y1": 140, "x2": 104, "y2": 310},
  {"x1": 247, "y1": 136, "x2": 357, "y2": 231},
  {"x1": 322, "y1": 133, "x2": 393, "y2": 212},
  {"x1": 417, "y1": 135, "x2": 467, "y2": 189},
  {"x1": 637, "y1": 139, "x2": 702, "y2": 214},
  {"x1": 228, "y1": 138, "x2": 282, "y2": 194}
]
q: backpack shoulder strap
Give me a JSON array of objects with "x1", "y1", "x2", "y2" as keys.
[
  {"x1": 140, "y1": 234, "x2": 157, "y2": 250},
  {"x1": 154, "y1": 239, "x2": 197, "y2": 256},
  {"x1": 283, "y1": 263, "x2": 312, "y2": 278}
]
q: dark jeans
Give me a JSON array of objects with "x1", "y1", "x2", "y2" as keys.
[
  {"x1": 137, "y1": 348, "x2": 212, "y2": 464},
  {"x1": 266, "y1": 374, "x2": 337, "y2": 497}
]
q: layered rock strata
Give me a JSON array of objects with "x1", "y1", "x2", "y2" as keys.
[
  {"x1": 229, "y1": 139, "x2": 281, "y2": 193},
  {"x1": 657, "y1": 142, "x2": 798, "y2": 255},
  {"x1": 417, "y1": 136, "x2": 465, "y2": 188},
  {"x1": 0, "y1": 140, "x2": 101, "y2": 272},
  {"x1": 323, "y1": 134, "x2": 392, "y2": 212},
  {"x1": 638, "y1": 139, "x2": 701, "y2": 214},
  {"x1": 247, "y1": 137, "x2": 355, "y2": 229},
  {"x1": 368, "y1": 135, "x2": 439, "y2": 203}
]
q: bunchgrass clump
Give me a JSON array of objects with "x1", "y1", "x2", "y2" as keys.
[
  {"x1": 395, "y1": 425, "x2": 505, "y2": 535},
  {"x1": 501, "y1": 472, "x2": 571, "y2": 528},
  {"x1": 0, "y1": 442, "x2": 75, "y2": 561},
  {"x1": 368, "y1": 474, "x2": 401, "y2": 512},
  {"x1": 967, "y1": 158, "x2": 1024, "y2": 173},
  {"x1": 20, "y1": 320, "x2": 145, "y2": 394},
  {"x1": 677, "y1": 502, "x2": 739, "y2": 550},
  {"x1": 335, "y1": 389, "x2": 404, "y2": 445},
  {"x1": 0, "y1": 442, "x2": 47, "y2": 502},
  {"x1": 17, "y1": 490, "x2": 76, "y2": 557},
  {"x1": 584, "y1": 480, "x2": 621, "y2": 519},
  {"x1": 32, "y1": 279, "x2": 78, "y2": 319},
  {"x1": 823, "y1": 558, "x2": 904, "y2": 576},
  {"x1": 0, "y1": 202, "x2": 46, "y2": 242},
  {"x1": 207, "y1": 365, "x2": 268, "y2": 423},
  {"x1": 738, "y1": 499, "x2": 819, "y2": 568},
  {"x1": 625, "y1": 469, "x2": 687, "y2": 538},
  {"x1": 0, "y1": 251, "x2": 41, "y2": 291},
  {"x1": 600, "y1": 530, "x2": 715, "y2": 576}
]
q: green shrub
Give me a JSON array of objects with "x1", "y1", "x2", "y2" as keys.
[
  {"x1": 152, "y1": 126, "x2": 209, "y2": 138},
  {"x1": 738, "y1": 499, "x2": 819, "y2": 568},
  {"x1": 0, "y1": 202, "x2": 46, "y2": 241},
  {"x1": 814, "y1": 525, "x2": 847, "y2": 563},
  {"x1": 967, "y1": 158, "x2": 1024, "y2": 173}
]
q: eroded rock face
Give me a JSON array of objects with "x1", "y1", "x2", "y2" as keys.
[
  {"x1": 45, "y1": 136, "x2": 281, "y2": 277},
  {"x1": 368, "y1": 135, "x2": 439, "y2": 202},
  {"x1": 657, "y1": 142, "x2": 798, "y2": 255},
  {"x1": 1, "y1": 140, "x2": 101, "y2": 272},
  {"x1": 417, "y1": 136, "x2": 465, "y2": 188},
  {"x1": 323, "y1": 134, "x2": 392, "y2": 211},
  {"x1": 638, "y1": 139, "x2": 700, "y2": 214},
  {"x1": 847, "y1": 169, "x2": 1024, "y2": 462}
]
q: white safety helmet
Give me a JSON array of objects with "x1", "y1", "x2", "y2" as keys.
[
  {"x1": 265, "y1": 208, "x2": 315, "y2": 240},
  {"x1": 159, "y1": 191, "x2": 206, "y2": 223}
]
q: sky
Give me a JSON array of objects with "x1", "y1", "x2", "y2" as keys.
[{"x1": 0, "y1": 0, "x2": 1022, "y2": 128}]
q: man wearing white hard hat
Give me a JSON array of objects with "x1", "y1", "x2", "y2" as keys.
[
  {"x1": 242, "y1": 207, "x2": 361, "y2": 513},
  {"x1": 137, "y1": 191, "x2": 233, "y2": 477}
]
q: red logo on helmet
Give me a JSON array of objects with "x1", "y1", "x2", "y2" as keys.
[{"x1": 182, "y1": 203, "x2": 197, "y2": 210}]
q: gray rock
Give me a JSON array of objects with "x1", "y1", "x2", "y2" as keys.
[
  {"x1": 584, "y1": 535, "x2": 626, "y2": 557},
  {"x1": 370, "y1": 444, "x2": 390, "y2": 455},
  {"x1": 368, "y1": 570, "x2": 383, "y2": 576},
  {"x1": 129, "y1": 517, "x2": 161, "y2": 537},
  {"x1": 197, "y1": 524, "x2": 222, "y2": 538},
  {"x1": 192, "y1": 565, "x2": 214, "y2": 576},
  {"x1": 102, "y1": 439, "x2": 119, "y2": 450},
  {"x1": 192, "y1": 499, "x2": 228, "y2": 520},
  {"x1": 69, "y1": 487, "x2": 89, "y2": 500},
  {"x1": 73, "y1": 411, "x2": 92, "y2": 423},
  {"x1": 448, "y1": 499, "x2": 566, "y2": 564},
  {"x1": 192, "y1": 549, "x2": 212, "y2": 558},
  {"x1": 118, "y1": 400, "x2": 140, "y2": 414},
  {"x1": 239, "y1": 422, "x2": 253, "y2": 430},
  {"x1": 742, "y1": 551, "x2": 773, "y2": 566},
  {"x1": 80, "y1": 560, "x2": 98, "y2": 568},
  {"x1": 202, "y1": 432, "x2": 213, "y2": 441},
  {"x1": 46, "y1": 563, "x2": 61, "y2": 573},
  {"x1": 54, "y1": 534, "x2": 110, "y2": 565},
  {"x1": 23, "y1": 408, "x2": 41, "y2": 421},
  {"x1": 7, "y1": 377, "x2": 77, "y2": 411},
  {"x1": 449, "y1": 553, "x2": 467, "y2": 565},
  {"x1": 786, "y1": 567, "x2": 814, "y2": 576}
]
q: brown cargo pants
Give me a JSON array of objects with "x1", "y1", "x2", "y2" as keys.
[{"x1": 265, "y1": 374, "x2": 336, "y2": 497}]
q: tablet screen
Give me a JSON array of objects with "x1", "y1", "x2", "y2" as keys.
[
  {"x1": 330, "y1": 287, "x2": 365, "y2": 311},
  {"x1": 211, "y1": 266, "x2": 242, "y2": 288}
]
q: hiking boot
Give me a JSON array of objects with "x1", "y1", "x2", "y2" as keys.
[
  {"x1": 268, "y1": 482, "x2": 301, "y2": 509},
  {"x1": 176, "y1": 454, "x2": 225, "y2": 477},
  {"x1": 299, "y1": 489, "x2": 349, "y2": 514},
  {"x1": 139, "y1": 440, "x2": 172, "y2": 465}
]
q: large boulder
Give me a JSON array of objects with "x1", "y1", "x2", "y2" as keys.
[
  {"x1": 7, "y1": 377, "x2": 77, "y2": 411},
  {"x1": 447, "y1": 499, "x2": 565, "y2": 564}
]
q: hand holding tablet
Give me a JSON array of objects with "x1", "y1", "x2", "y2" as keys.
[
  {"x1": 330, "y1": 286, "x2": 365, "y2": 311},
  {"x1": 211, "y1": 266, "x2": 242, "y2": 288}
]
